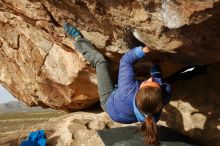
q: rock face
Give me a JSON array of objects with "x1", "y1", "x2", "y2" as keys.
[
  {"x1": 162, "y1": 64, "x2": 220, "y2": 145},
  {"x1": 0, "y1": 0, "x2": 220, "y2": 145},
  {"x1": 1, "y1": 0, "x2": 220, "y2": 110}
]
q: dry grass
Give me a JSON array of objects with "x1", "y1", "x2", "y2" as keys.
[{"x1": 0, "y1": 111, "x2": 64, "y2": 136}]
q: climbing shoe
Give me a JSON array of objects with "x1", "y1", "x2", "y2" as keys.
[{"x1": 64, "y1": 22, "x2": 83, "y2": 40}]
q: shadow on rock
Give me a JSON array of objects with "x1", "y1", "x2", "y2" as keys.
[{"x1": 161, "y1": 63, "x2": 220, "y2": 146}]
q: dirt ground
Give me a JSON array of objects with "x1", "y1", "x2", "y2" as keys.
[{"x1": 0, "y1": 111, "x2": 64, "y2": 138}]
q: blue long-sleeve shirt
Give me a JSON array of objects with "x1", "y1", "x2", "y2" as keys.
[{"x1": 106, "y1": 46, "x2": 171, "y2": 124}]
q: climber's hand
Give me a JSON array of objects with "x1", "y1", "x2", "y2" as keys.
[{"x1": 143, "y1": 46, "x2": 150, "y2": 53}]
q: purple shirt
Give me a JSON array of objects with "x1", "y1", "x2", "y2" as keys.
[{"x1": 106, "y1": 46, "x2": 171, "y2": 124}]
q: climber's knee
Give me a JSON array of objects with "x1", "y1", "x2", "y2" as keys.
[{"x1": 90, "y1": 52, "x2": 107, "y2": 68}]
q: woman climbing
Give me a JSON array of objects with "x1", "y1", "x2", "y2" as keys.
[{"x1": 64, "y1": 23, "x2": 171, "y2": 146}]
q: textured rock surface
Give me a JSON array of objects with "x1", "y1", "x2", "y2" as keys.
[
  {"x1": 1, "y1": 0, "x2": 220, "y2": 110},
  {"x1": 0, "y1": 112, "x2": 128, "y2": 146},
  {"x1": 166, "y1": 64, "x2": 220, "y2": 145},
  {"x1": 0, "y1": 0, "x2": 220, "y2": 145}
]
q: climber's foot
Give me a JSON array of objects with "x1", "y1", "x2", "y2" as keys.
[{"x1": 64, "y1": 22, "x2": 83, "y2": 40}]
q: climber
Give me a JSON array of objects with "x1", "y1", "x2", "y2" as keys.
[{"x1": 64, "y1": 23, "x2": 171, "y2": 146}]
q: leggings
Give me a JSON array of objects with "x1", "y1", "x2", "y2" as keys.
[{"x1": 74, "y1": 38, "x2": 114, "y2": 111}]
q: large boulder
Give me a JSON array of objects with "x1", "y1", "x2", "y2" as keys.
[
  {"x1": 0, "y1": 0, "x2": 220, "y2": 145},
  {"x1": 0, "y1": 0, "x2": 219, "y2": 110}
]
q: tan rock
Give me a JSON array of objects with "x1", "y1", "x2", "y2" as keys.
[
  {"x1": 3, "y1": 0, "x2": 51, "y2": 21},
  {"x1": 0, "y1": 0, "x2": 220, "y2": 145},
  {"x1": 0, "y1": 5, "x2": 98, "y2": 109},
  {"x1": 41, "y1": 44, "x2": 84, "y2": 86},
  {"x1": 161, "y1": 0, "x2": 217, "y2": 28}
]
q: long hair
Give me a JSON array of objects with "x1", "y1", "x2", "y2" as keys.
[{"x1": 135, "y1": 86, "x2": 163, "y2": 146}]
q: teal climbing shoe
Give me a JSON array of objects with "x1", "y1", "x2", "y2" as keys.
[{"x1": 64, "y1": 22, "x2": 83, "y2": 39}]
